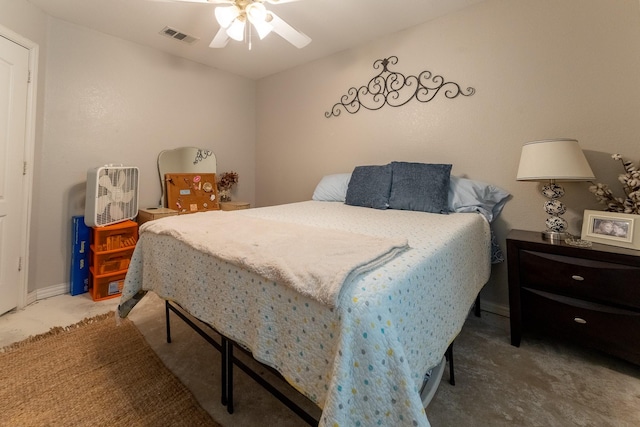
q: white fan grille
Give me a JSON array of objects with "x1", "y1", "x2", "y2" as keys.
[{"x1": 85, "y1": 165, "x2": 139, "y2": 227}]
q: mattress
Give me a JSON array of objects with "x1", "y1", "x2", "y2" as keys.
[{"x1": 120, "y1": 200, "x2": 491, "y2": 427}]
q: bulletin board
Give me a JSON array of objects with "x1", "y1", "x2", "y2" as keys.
[{"x1": 165, "y1": 173, "x2": 220, "y2": 213}]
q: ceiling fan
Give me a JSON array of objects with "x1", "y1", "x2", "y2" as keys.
[{"x1": 170, "y1": 0, "x2": 311, "y2": 49}]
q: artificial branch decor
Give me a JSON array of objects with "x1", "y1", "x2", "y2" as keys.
[
  {"x1": 325, "y1": 56, "x2": 475, "y2": 118},
  {"x1": 589, "y1": 154, "x2": 640, "y2": 214}
]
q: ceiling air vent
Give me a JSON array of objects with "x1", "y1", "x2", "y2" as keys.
[{"x1": 160, "y1": 26, "x2": 199, "y2": 44}]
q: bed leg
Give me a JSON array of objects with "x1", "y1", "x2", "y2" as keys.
[
  {"x1": 165, "y1": 301, "x2": 172, "y2": 344},
  {"x1": 474, "y1": 295, "x2": 481, "y2": 317},
  {"x1": 224, "y1": 338, "x2": 234, "y2": 414},
  {"x1": 445, "y1": 342, "x2": 455, "y2": 386},
  {"x1": 221, "y1": 336, "x2": 228, "y2": 407}
]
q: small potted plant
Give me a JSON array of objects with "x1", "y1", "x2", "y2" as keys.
[{"x1": 217, "y1": 171, "x2": 238, "y2": 202}]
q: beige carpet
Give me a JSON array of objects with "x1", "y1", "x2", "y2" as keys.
[
  {"x1": 125, "y1": 293, "x2": 640, "y2": 427},
  {"x1": 426, "y1": 314, "x2": 640, "y2": 426},
  {"x1": 0, "y1": 312, "x2": 220, "y2": 427}
]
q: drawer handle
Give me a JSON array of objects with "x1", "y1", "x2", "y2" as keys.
[
  {"x1": 571, "y1": 275, "x2": 585, "y2": 281},
  {"x1": 574, "y1": 317, "x2": 587, "y2": 324}
]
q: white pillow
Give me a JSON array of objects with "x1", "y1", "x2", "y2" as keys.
[
  {"x1": 312, "y1": 173, "x2": 352, "y2": 202},
  {"x1": 448, "y1": 176, "x2": 510, "y2": 222}
]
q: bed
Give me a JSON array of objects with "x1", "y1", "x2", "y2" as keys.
[{"x1": 118, "y1": 162, "x2": 509, "y2": 427}]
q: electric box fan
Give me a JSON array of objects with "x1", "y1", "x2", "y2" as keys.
[{"x1": 85, "y1": 165, "x2": 139, "y2": 227}]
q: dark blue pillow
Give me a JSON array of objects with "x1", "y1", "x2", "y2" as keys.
[
  {"x1": 345, "y1": 164, "x2": 392, "y2": 209},
  {"x1": 389, "y1": 161, "x2": 452, "y2": 213}
]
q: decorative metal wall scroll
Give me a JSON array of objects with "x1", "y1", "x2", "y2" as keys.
[
  {"x1": 193, "y1": 149, "x2": 213, "y2": 165},
  {"x1": 325, "y1": 56, "x2": 475, "y2": 118}
]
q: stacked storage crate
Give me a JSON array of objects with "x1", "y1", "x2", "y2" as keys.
[{"x1": 89, "y1": 220, "x2": 138, "y2": 301}]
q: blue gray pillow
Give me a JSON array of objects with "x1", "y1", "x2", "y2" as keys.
[
  {"x1": 388, "y1": 161, "x2": 452, "y2": 213},
  {"x1": 345, "y1": 164, "x2": 392, "y2": 209}
]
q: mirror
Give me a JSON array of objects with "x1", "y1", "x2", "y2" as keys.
[{"x1": 158, "y1": 147, "x2": 217, "y2": 207}]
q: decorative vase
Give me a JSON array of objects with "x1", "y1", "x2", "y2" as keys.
[{"x1": 219, "y1": 189, "x2": 231, "y2": 202}]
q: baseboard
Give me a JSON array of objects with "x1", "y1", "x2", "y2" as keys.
[
  {"x1": 26, "y1": 283, "x2": 69, "y2": 306},
  {"x1": 479, "y1": 300, "x2": 510, "y2": 318}
]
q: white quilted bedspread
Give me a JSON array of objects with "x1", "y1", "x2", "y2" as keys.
[{"x1": 120, "y1": 201, "x2": 491, "y2": 427}]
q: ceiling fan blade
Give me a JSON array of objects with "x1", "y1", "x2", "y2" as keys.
[
  {"x1": 267, "y1": 11, "x2": 311, "y2": 48},
  {"x1": 209, "y1": 27, "x2": 230, "y2": 48}
]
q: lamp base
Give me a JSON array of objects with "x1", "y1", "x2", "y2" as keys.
[{"x1": 542, "y1": 230, "x2": 570, "y2": 242}]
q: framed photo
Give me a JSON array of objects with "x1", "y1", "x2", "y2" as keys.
[{"x1": 581, "y1": 210, "x2": 640, "y2": 250}]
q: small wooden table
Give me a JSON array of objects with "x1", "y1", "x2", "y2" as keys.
[
  {"x1": 219, "y1": 201, "x2": 251, "y2": 211},
  {"x1": 137, "y1": 207, "x2": 179, "y2": 225}
]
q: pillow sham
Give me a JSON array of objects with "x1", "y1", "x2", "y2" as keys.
[
  {"x1": 388, "y1": 161, "x2": 452, "y2": 213},
  {"x1": 345, "y1": 164, "x2": 392, "y2": 209},
  {"x1": 448, "y1": 176, "x2": 510, "y2": 222},
  {"x1": 312, "y1": 173, "x2": 352, "y2": 202}
]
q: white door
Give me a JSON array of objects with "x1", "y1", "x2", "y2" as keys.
[{"x1": 0, "y1": 35, "x2": 29, "y2": 316}]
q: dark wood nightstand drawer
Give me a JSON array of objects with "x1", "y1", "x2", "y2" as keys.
[
  {"x1": 520, "y1": 250, "x2": 640, "y2": 309},
  {"x1": 522, "y1": 288, "x2": 640, "y2": 364},
  {"x1": 508, "y1": 229, "x2": 640, "y2": 365}
]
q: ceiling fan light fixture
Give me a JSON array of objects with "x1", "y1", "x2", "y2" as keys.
[
  {"x1": 215, "y1": 5, "x2": 240, "y2": 29},
  {"x1": 252, "y1": 20, "x2": 273, "y2": 39},
  {"x1": 246, "y1": 2, "x2": 272, "y2": 39},
  {"x1": 246, "y1": 2, "x2": 267, "y2": 24},
  {"x1": 201, "y1": 0, "x2": 311, "y2": 49},
  {"x1": 226, "y1": 17, "x2": 246, "y2": 41}
]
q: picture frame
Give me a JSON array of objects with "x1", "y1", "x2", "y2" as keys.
[{"x1": 581, "y1": 209, "x2": 640, "y2": 250}]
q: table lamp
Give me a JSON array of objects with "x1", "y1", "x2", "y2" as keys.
[{"x1": 517, "y1": 138, "x2": 595, "y2": 241}]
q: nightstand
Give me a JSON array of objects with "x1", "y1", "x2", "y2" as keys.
[
  {"x1": 137, "y1": 207, "x2": 179, "y2": 225},
  {"x1": 219, "y1": 201, "x2": 250, "y2": 211},
  {"x1": 507, "y1": 229, "x2": 640, "y2": 365}
]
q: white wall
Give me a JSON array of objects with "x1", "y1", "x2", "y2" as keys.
[
  {"x1": 32, "y1": 17, "x2": 256, "y2": 293},
  {"x1": 256, "y1": 0, "x2": 640, "y2": 313}
]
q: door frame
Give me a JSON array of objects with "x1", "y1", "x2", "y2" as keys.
[{"x1": 0, "y1": 24, "x2": 38, "y2": 310}]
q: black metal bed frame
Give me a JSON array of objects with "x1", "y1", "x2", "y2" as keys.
[
  {"x1": 165, "y1": 301, "x2": 320, "y2": 425},
  {"x1": 163, "y1": 295, "x2": 481, "y2": 425}
]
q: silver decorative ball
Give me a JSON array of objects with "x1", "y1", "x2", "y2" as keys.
[
  {"x1": 544, "y1": 199, "x2": 567, "y2": 215},
  {"x1": 546, "y1": 216, "x2": 568, "y2": 232},
  {"x1": 542, "y1": 183, "x2": 565, "y2": 199}
]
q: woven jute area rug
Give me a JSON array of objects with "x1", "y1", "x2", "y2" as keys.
[{"x1": 0, "y1": 311, "x2": 221, "y2": 427}]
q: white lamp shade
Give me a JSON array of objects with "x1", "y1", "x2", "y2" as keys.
[{"x1": 516, "y1": 138, "x2": 595, "y2": 181}]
